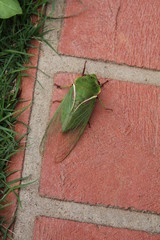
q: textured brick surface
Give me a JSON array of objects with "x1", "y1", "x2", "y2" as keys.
[
  {"x1": 59, "y1": 0, "x2": 160, "y2": 70},
  {"x1": 40, "y1": 73, "x2": 160, "y2": 214},
  {"x1": 33, "y1": 217, "x2": 160, "y2": 240}
]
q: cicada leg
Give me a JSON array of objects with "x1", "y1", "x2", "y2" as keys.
[
  {"x1": 88, "y1": 121, "x2": 91, "y2": 128},
  {"x1": 97, "y1": 97, "x2": 113, "y2": 111},
  {"x1": 82, "y1": 60, "x2": 87, "y2": 76},
  {"x1": 100, "y1": 79, "x2": 110, "y2": 88},
  {"x1": 54, "y1": 83, "x2": 72, "y2": 89},
  {"x1": 52, "y1": 100, "x2": 62, "y2": 104}
]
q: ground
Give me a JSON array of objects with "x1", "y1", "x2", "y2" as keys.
[{"x1": 11, "y1": 0, "x2": 160, "y2": 239}]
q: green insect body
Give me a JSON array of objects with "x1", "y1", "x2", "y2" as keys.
[{"x1": 40, "y1": 74, "x2": 101, "y2": 163}]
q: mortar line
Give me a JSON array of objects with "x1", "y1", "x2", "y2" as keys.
[
  {"x1": 39, "y1": 194, "x2": 160, "y2": 217},
  {"x1": 14, "y1": 190, "x2": 160, "y2": 237},
  {"x1": 33, "y1": 215, "x2": 160, "y2": 236},
  {"x1": 38, "y1": 196, "x2": 160, "y2": 234},
  {"x1": 42, "y1": 54, "x2": 160, "y2": 87}
]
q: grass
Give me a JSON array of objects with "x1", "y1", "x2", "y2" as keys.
[{"x1": 0, "y1": 0, "x2": 56, "y2": 238}]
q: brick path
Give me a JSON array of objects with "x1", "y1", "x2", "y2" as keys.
[{"x1": 12, "y1": 0, "x2": 160, "y2": 239}]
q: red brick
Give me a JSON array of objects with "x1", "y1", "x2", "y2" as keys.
[
  {"x1": 33, "y1": 217, "x2": 160, "y2": 240},
  {"x1": 59, "y1": 0, "x2": 160, "y2": 70},
  {"x1": 40, "y1": 73, "x2": 160, "y2": 214}
]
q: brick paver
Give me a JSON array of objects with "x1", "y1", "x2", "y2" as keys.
[
  {"x1": 40, "y1": 73, "x2": 160, "y2": 214},
  {"x1": 11, "y1": 1, "x2": 160, "y2": 239},
  {"x1": 59, "y1": 0, "x2": 160, "y2": 70},
  {"x1": 33, "y1": 217, "x2": 160, "y2": 240}
]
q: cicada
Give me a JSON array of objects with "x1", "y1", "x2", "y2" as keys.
[{"x1": 40, "y1": 64, "x2": 108, "y2": 163}]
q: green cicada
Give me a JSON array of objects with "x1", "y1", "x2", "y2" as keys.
[{"x1": 40, "y1": 65, "x2": 108, "y2": 163}]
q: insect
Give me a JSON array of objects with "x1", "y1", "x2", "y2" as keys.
[{"x1": 40, "y1": 63, "x2": 109, "y2": 163}]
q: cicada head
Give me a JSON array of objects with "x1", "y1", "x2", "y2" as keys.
[{"x1": 75, "y1": 74, "x2": 101, "y2": 100}]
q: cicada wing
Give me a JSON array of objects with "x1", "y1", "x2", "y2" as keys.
[
  {"x1": 40, "y1": 98, "x2": 96, "y2": 163},
  {"x1": 54, "y1": 119, "x2": 87, "y2": 163},
  {"x1": 39, "y1": 102, "x2": 63, "y2": 157},
  {"x1": 54, "y1": 99, "x2": 96, "y2": 163},
  {"x1": 40, "y1": 86, "x2": 74, "y2": 156}
]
